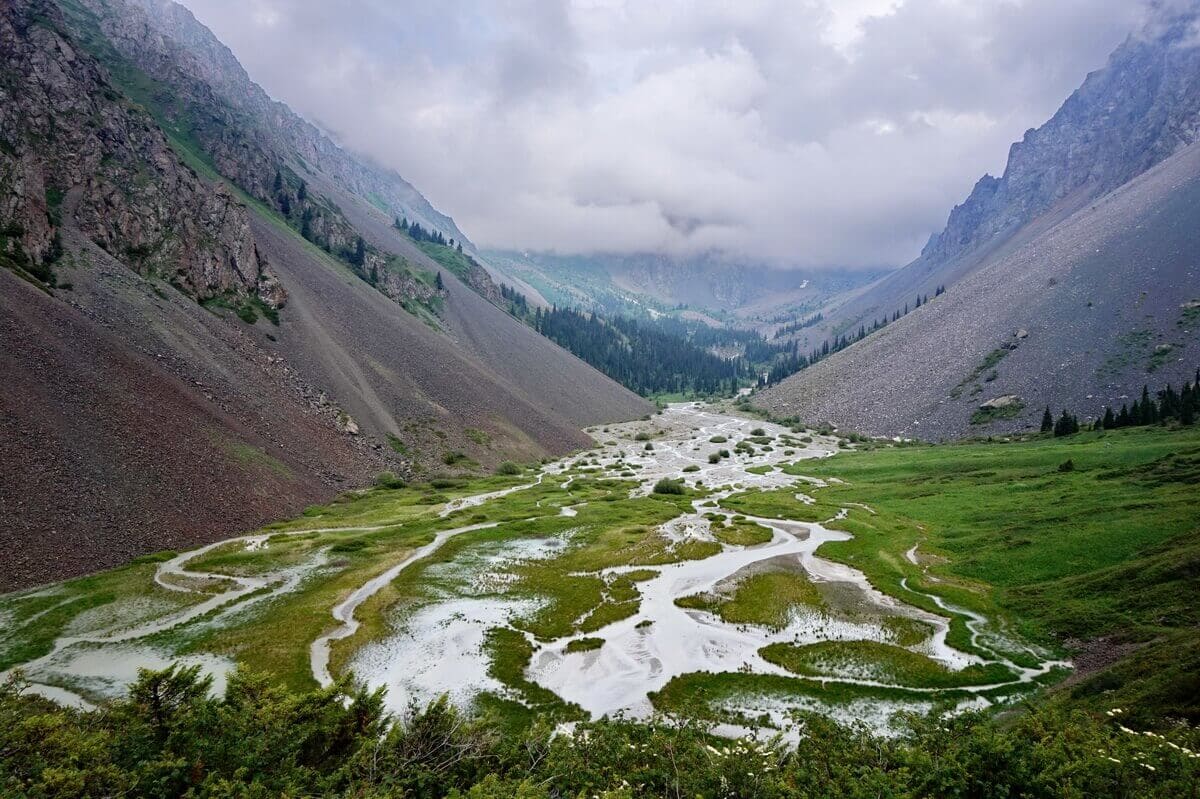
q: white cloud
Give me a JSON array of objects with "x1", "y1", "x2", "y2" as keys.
[{"x1": 178, "y1": 0, "x2": 1145, "y2": 266}]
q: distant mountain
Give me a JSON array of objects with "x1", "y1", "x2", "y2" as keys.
[
  {"x1": 757, "y1": 4, "x2": 1200, "y2": 437},
  {"x1": 0, "y1": 0, "x2": 648, "y2": 590},
  {"x1": 485, "y1": 249, "x2": 885, "y2": 321}
]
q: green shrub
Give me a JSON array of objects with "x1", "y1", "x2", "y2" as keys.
[
  {"x1": 652, "y1": 478, "x2": 686, "y2": 495},
  {"x1": 495, "y1": 461, "x2": 523, "y2": 475},
  {"x1": 374, "y1": 471, "x2": 407, "y2": 489},
  {"x1": 683, "y1": 465, "x2": 700, "y2": 473}
]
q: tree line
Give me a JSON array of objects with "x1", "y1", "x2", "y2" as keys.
[
  {"x1": 1043, "y1": 371, "x2": 1200, "y2": 436},
  {"x1": 773, "y1": 313, "x2": 823, "y2": 339},
  {"x1": 528, "y1": 305, "x2": 748, "y2": 396},
  {"x1": 393, "y1": 216, "x2": 461, "y2": 251},
  {"x1": 761, "y1": 288, "x2": 947, "y2": 387}
]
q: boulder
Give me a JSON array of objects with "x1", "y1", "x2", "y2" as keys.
[{"x1": 979, "y1": 395, "x2": 1021, "y2": 410}]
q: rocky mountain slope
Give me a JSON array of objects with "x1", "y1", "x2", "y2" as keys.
[
  {"x1": 0, "y1": 0, "x2": 648, "y2": 591},
  {"x1": 118, "y1": 0, "x2": 467, "y2": 246},
  {"x1": 756, "y1": 5, "x2": 1200, "y2": 437}
]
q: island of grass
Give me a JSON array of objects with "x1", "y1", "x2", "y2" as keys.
[{"x1": 565, "y1": 637, "x2": 606, "y2": 653}]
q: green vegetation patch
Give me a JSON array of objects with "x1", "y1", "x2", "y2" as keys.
[
  {"x1": 952, "y1": 347, "x2": 1011, "y2": 398},
  {"x1": 760, "y1": 640, "x2": 1017, "y2": 689},
  {"x1": 677, "y1": 571, "x2": 824, "y2": 630},
  {"x1": 712, "y1": 519, "x2": 773, "y2": 547},
  {"x1": 565, "y1": 636, "x2": 605, "y2": 653}
]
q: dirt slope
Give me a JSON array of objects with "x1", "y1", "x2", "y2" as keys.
[{"x1": 0, "y1": 248, "x2": 373, "y2": 591}]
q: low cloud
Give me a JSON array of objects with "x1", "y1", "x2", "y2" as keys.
[{"x1": 179, "y1": 0, "x2": 1146, "y2": 267}]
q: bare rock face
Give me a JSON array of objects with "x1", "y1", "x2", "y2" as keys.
[{"x1": 0, "y1": 0, "x2": 281, "y2": 306}]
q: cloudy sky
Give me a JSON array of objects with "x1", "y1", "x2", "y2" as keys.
[{"x1": 178, "y1": 0, "x2": 1148, "y2": 267}]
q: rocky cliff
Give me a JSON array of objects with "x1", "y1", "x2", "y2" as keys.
[{"x1": 0, "y1": 0, "x2": 280, "y2": 305}]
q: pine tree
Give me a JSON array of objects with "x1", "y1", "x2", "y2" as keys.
[
  {"x1": 1053, "y1": 410, "x2": 1079, "y2": 437},
  {"x1": 1040, "y1": 406, "x2": 1054, "y2": 433},
  {"x1": 1116, "y1": 403, "x2": 1130, "y2": 427},
  {"x1": 435, "y1": 272, "x2": 445, "y2": 291}
]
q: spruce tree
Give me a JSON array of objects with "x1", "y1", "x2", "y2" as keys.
[{"x1": 1040, "y1": 406, "x2": 1054, "y2": 433}]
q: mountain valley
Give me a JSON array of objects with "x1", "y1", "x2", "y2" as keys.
[{"x1": 1, "y1": 1, "x2": 1198, "y2": 796}]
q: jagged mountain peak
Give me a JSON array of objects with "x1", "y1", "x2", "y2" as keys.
[{"x1": 920, "y1": 2, "x2": 1200, "y2": 268}]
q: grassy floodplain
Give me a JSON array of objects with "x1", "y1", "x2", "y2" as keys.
[
  {"x1": 1, "y1": 406, "x2": 1197, "y2": 745},
  {"x1": 787, "y1": 424, "x2": 1199, "y2": 725}
]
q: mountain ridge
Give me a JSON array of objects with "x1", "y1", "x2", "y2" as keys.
[{"x1": 756, "y1": 4, "x2": 1200, "y2": 437}]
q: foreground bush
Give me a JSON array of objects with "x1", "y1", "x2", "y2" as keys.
[
  {"x1": 2, "y1": 667, "x2": 1200, "y2": 796},
  {"x1": 2, "y1": 667, "x2": 1197, "y2": 798}
]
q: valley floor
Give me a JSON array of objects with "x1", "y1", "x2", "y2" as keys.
[{"x1": 1, "y1": 405, "x2": 1197, "y2": 737}]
